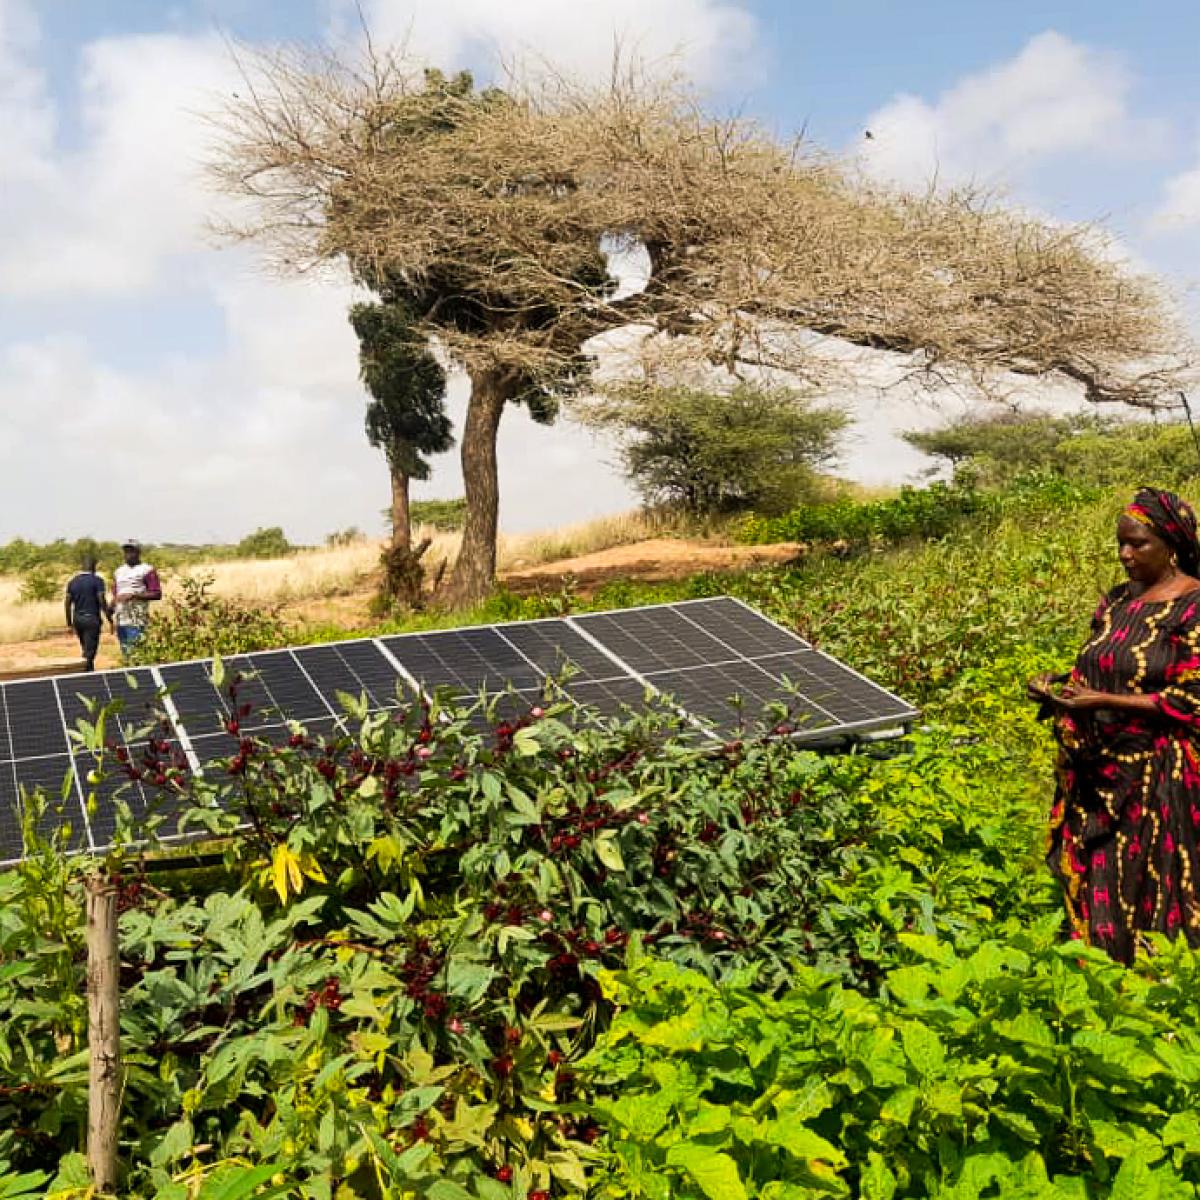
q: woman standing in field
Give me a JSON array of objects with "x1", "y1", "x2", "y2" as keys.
[{"x1": 1029, "y1": 487, "x2": 1200, "y2": 963}]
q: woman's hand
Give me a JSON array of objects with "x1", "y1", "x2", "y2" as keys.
[
  {"x1": 1026, "y1": 673, "x2": 1060, "y2": 702},
  {"x1": 1054, "y1": 682, "x2": 1109, "y2": 711}
]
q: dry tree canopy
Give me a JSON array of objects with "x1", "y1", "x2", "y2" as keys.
[{"x1": 212, "y1": 45, "x2": 1189, "y2": 408}]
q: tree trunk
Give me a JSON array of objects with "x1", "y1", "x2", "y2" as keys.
[
  {"x1": 389, "y1": 466, "x2": 412, "y2": 554},
  {"x1": 85, "y1": 873, "x2": 122, "y2": 1194},
  {"x1": 381, "y1": 464, "x2": 429, "y2": 608},
  {"x1": 447, "y1": 367, "x2": 512, "y2": 606}
]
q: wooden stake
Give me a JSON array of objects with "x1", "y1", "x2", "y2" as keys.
[{"x1": 85, "y1": 873, "x2": 122, "y2": 1193}]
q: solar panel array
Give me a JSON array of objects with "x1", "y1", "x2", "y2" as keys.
[{"x1": 0, "y1": 597, "x2": 917, "y2": 863}]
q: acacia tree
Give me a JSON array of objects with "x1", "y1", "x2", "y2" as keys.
[
  {"x1": 587, "y1": 383, "x2": 848, "y2": 516},
  {"x1": 348, "y1": 298, "x2": 452, "y2": 604},
  {"x1": 213, "y1": 48, "x2": 1190, "y2": 605}
]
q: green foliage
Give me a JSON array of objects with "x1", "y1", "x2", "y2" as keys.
[
  {"x1": 592, "y1": 384, "x2": 847, "y2": 517},
  {"x1": 906, "y1": 410, "x2": 1200, "y2": 491},
  {"x1": 235, "y1": 527, "x2": 294, "y2": 560},
  {"x1": 132, "y1": 575, "x2": 291, "y2": 664},
  {"x1": 17, "y1": 569, "x2": 61, "y2": 604},
  {"x1": 585, "y1": 927, "x2": 1200, "y2": 1198},
  {"x1": 350, "y1": 300, "x2": 453, "y2": 483},
  {"x1": 411, "y1": 498, "x2": 468, "y2": 530},
  {"x1": 0, "y1": 537, "x2": 261, "y2": 578},
  {"x1": 739, "y1": 473, "x2": 1105, "y2": 553},
  {"x1": 739, "y1": 480, "x2": 986, "y2": 547},
  {"x1": 4, "y1": 471, "x2": 1195, "y2": 1195}
]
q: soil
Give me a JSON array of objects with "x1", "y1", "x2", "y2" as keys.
[
  {"x1": 498, "y1": 537, "x2": 801, "y2": 595},
  {"x1": 0, "y1": 537, "x2": 802, "y2": 678}
]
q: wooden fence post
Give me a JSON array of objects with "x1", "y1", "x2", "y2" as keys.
[{"x1": 85, "y1": 872, "x2": 122, "y2": 1193}]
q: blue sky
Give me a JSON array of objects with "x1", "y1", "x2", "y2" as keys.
[{"x1": 3, "y1": 0, "x2": 1200, "y2": 544}]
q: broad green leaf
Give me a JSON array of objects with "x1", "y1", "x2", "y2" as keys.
[
  {"x1": 900, "y1": 1021, "x2": 945, "y2": 1075},
  {"x1": 1163, "y1": 1111, "x2": 1200, "y2": 1156},
  {"x1": 880, "y1": 1086, "x2": 919, "y2": 1125},
  {"x1": 897, "y1": 932, "x2": 955, "y2": 965},
  {"x1": 427, "y1": 1181, "x2": 474, "y2": 1200},
  {"x1": 513, "y1": 726, "x2": 540, "y2": 757},
  {"x1": 595, "y1": 831, "x2": 626, "y2": 872},
  {"x1": 149, "y1": 1118, "x2": 194, "y2": 1167},
  {"x1": 860, "y1": 1151, "x2": 897, "y2": 1200},
  {"x1": 197, "y1": 1164, "x2": 291, "y2": 1200},
  {"x1": 665, "y1": 1145, "x2": 749, "y2": 1200},
  {"x1": 760, "y1": 1121, "x2": 846, "y2": 1169},
  {"x1": 995, "y1": 1010, "x2": 1055, "y2": 1049},
  {"x1": 1110, "y1": 1148, "x2": 1159, "y2": 1200},
  {"x1": 689, "y1": 1103, "x2": 731, "y2": 1135},
  {"x1": 609, "y1": 1090, "x2": 676, "y2": 1139}
]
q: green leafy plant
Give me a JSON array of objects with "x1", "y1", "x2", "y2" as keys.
[
  {"x1": 17, "y1": 570, "x2": 61, "y2": 604},
  {"x1": 131, "y1": 575, "x2": 291, "y2": 664},
  {"x1": 585, "y1": 384, "x2": 847, "y2": 518},
  {"x1": 235, "y1": 528, "x2": 294, "y2": 560},
  {"x1": 410, "y1": 498, "x2": 468, "y2": 531},
  {"x1": 585, "y1": 927, "x2": 1200, "y2": 1199}
]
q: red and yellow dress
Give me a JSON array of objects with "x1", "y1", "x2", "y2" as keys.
[{"x1": 1048, "y1": 582, "x2": 1200, "y2": 963}]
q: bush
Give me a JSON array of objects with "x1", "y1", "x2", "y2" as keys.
[
  {"x1": 738, "y1": 474, "x2": 1104, "y2": 552},
  {"x1": 17, "y1": 570, "x2": 61, "y2": 604},
  {"x1": 585, "y1": 384, "x2": 847, "y2": 517},
  {"x1": 585, "y1": 928, "x2": 1200, "y2": 1198},
  {"x1": 740, "y1": 480, "x2": 990, "y2": 547},
  {"x1": 235, "y1": 526, "x2": 294, "y2": 559},
  {"x1": 906, "y1": 410, "x2": 1200, "y2": 490},
  {"x1": 411, "y1": 497, "x2": 468, "y2": 530},
  {"x1": 131, "y1": 574, "x2": 290, "y2": 663}
]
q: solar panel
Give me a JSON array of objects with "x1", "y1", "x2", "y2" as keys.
[{"x1": 0, "y1": 597, "x2": 917, "y2": 863}]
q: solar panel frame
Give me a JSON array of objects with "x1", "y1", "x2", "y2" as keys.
[{"x1": 0, "y1": 597, "x2": 917, "y2": 864}]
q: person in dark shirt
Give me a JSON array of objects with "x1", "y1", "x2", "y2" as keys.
[{"x1": 64, "y1": 556, "x2": 112, "y2": 672}]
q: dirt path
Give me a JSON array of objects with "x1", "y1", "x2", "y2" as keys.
[
  {"x1": 499, "y1": 537, "x2": 800, "y2": 595},
  {"x1": 0, "y1": 538, "x2": 802, "y2": 676}
]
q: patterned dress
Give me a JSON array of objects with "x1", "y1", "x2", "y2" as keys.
[{"x1": 1048, "y1": 583, "x2": 1200, "y2": 962}]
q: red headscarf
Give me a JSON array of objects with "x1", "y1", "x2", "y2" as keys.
[{"x1": 1124, "y1": 487, "x2": 1200, "y2": 578}]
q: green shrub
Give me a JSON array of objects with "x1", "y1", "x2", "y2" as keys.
[
  {"x1": 17, "y1": 570, "x2": 61, "y2": 604},
  {"x1": 584, "y1": 927, "x2": 1200, "y2": 1198},
  {"x1": 235, "y1": 525, "x2": 294, "y2": 559},
  {"x1": 411, "y1": 497, "x2": 468, "y2": 530},
  {"x1": 586, "y1": 384, "x2": 847, "y2": 517},
  {"x1": 131, "y1": 574, "x2": 291, "y2": 663},
  {"x1": 906, "y1": 410, "x2": 1200, "y2": 490}
]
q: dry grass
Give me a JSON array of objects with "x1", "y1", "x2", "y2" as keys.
[
  {"x1": 0, "y1": 579, "x2": 62, "y2": 645},
  {"x1": 193, "y1": 540, "x2": 382, "y2": 605},
  {"x1": 0, "y1": 510, "x2": 676, "y2": 645}
]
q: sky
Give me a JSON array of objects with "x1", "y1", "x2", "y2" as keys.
[{"x1": 4, "y1": 0, "x2": 1200, "y2": 545}]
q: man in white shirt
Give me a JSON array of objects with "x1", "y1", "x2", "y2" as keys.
[{"x1": 112, "y1": 539, "x2": 162, "y2": 657}]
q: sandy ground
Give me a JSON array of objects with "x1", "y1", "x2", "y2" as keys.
[
  {"x1": 0, "y1": 538, "x2": 801, "y2": 677},
  {"x1": 499, "y1": 537, "x2": 800, "y2": 594}
]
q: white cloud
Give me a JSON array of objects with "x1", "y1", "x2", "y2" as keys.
[
  {"x1": 0, "y1": 0, "x2": 54, "y2": 186},
  {"x1": 1151, "y1": 134, "x2": 1200, "y2": 231},
  {"x1": 858, "y1": 31, "x2": 1165, "y2": 191},
  {"x1": 0, "y1": 30, "x2": 241, "y2": 297},
  {"x1": 336, "y1": 0, "x2": 760, "y2": 87}
]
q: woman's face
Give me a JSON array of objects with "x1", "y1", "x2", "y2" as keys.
[{"x1": 1117, "y1": 515, "x2": 1173, "y2": 584}]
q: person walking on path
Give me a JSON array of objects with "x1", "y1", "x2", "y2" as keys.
[
  {"x1": 112, "y1": 540, "x2": 161, "y2": 658},
  {"x1": 64, "y1": 555, "x2": 112, "y2": 672}
]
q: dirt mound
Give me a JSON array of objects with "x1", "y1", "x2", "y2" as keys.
[{"x1": 500, "y1": 537, "x2": 801, "y2": 595}]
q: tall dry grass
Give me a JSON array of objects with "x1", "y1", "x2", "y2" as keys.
[{"x1": 0, "y1": 510, "x2": 674, "y2": 645}]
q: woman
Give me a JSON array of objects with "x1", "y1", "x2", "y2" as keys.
[{"x1": 1030, "y1": 487, "x2": 1200, "y2": 963}]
